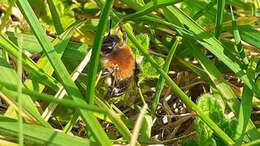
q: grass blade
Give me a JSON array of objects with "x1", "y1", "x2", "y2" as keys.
[
  {"x1": 130, "y1": 104, "x2": 148, "y2": 146},
  {"x1": 192, "y1": 0, "x2": 217, "y2": 20},
  {"x1": 86, "y1": 0, "x2": 114, "y2": 104},
  {"x1": 230, "y1": 6, "x2": 248, "y2": 65},
  {"x1": 0, "y1": 80, "x2": 105, "y2": 114},
  {"x1": 17, "y1": 29, "x2": 24, "y2": 146},
  {"x1": 46, "y1": 0, "x2": 64, "y2": 34},
  {"x1": 122, "y1": 0, "x2": 179, "y2": 21},
  {"x1": 215, "y1": 0, "x2": 225, "y2": 38},
  {"x1": 151, "y1": 36, "x2": 182, "y2": 113},
  {"x1": 0, "y1": 116, "x2": 91, "y2": 146}
]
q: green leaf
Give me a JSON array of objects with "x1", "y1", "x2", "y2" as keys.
[
  {"x1": 195, "y1": 94, "x2": 236, "y2": 146},
  {"x1": 139, "y1": 114, "x2": 153, "y2": 142}
]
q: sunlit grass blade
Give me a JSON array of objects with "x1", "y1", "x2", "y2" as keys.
[
  {"x1": 242, "y1": 139, "x2": 260, "y2": 146},
  {"x1": 230, "y1": 6, "x2": 248, "y2": 65},
  {"x1": 4, "y1": 21, "x2": 83, "y2": 128},
  {"x1": 17, "y1": 26, "x2": 24, "y2": 146},
  {"x1": 0, "y1": 80, "x2": 105, "y2": 114},
  {"x1": 85, "y1": 0, "x2": 114, "y2": 104},
  {"x1": 16, "y1": 0, "x2": 112, "y2": 145},
  {"x1": 96, "y1": 97, "x2": 132, "y2": 141},
  {"x1": 46, "y1": 0, "x2": 64, "y2": 34},
  {"x1": 24, "y1": 20, "x2": 84, "y2": 93},
  {"x1": 230, "y1": 6, "x2": 255, "y2": 142},
  {"x1": 122, "y1": 0, "x2": 179, "y2": 21},
  {"x1": 130, "y1": 104, "x2": 148, "y2": 146},
  {"x1": 235, "y1": 85, "x2": 253, "y2": 144},
  {"x1": 0, "y1": 116, "x2": 92, "y2": 146},
  {"x1": 151, "y1": 36, "x2": 182, "y2": 113},
  {"x1": 215, "y1": 0, "x2": 225, "y2": 38},
  {"x1": 240, "y1": 26, "x2": 260, "y2": 48},
  {"x1": 192, "y1": 0, "x2": 217, "y2": 20}
]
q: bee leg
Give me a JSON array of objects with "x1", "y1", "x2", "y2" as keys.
[
  {"x1": 101, "y1": 69, "x2": 111, "y2": 78},
  {"x1": 105, "y1": 75, "x2": 117, "y2": 98},
  {"x1": 133, "y1": 62, "x2": 140, "y2": 99},
  {"x1": 134, "y1": 62, "x2": 140, "y2": 87}
]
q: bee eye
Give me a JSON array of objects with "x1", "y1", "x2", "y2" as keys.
[{"x1": 101, "y1": 35, "x2": 121, "y2": 54}]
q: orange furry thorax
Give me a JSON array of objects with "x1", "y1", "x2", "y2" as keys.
[{"x1": 101, "y1": 45, "x2": 135, "y2": 80}]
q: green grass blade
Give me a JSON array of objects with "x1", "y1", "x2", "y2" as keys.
[
  {"x1": 242, "y1": 139, "x2": 260, "y2": 146},
  {"x1": 230, "y1": 6, "x2": 255, "y2": 142},
  {"x1": 215, "y1": 0, "x2": 225, "y2": 39},
  {"x1": 24, "y1": 20, "x2": 84, "y2": 93},
  {"x1": 17, "y1": 30, "x2": 24, "y2": 146},
  {"x1": 96, "y1": 97, "x2": 132, "y2": 141},
  {"x1": 0, "y1": 80, "x2": 105, "y2": 114},
  {"x1": 192, "y1": 0, "x2": 216, "y2": 20},
  {"x1": 151, "y1": 36, "x2": 182, "y2": 113},
  {"x1": 230, "y1": 6, "x2": 248, "y2": 65},
  {"x1": 122, "y1": 0, "x2": 179, "y2": 21},
  {"x1": 0, "y1": 116, "x2": 91, "y2": 146},
  {"x1": 16, "y1": 0, "x2": 112, "y2": 145},
  {"x1": 240, "y1": 26, "x2": 260, "y2": 48},
  {"x1": 235, "y1": 85, "x2": 253, "y2": 144},
  {"x1": 46, "y1": 0, "x2": 64, "y2": 34},
  {"x1": 86, "y1": 0, "x2": 114, "y2": 104},
  {"x1": 4, "y1": 21, "x2": 82, "y2": 128},
  {"x1": 123, "y1": 24, "x2": 235, "y2": 145}
]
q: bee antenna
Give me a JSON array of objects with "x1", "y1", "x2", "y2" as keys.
[{"x1": 108, "y1": 17, "x2": 112, "y2": 36}]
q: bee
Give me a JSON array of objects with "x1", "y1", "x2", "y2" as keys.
[{"x1": 100, "y1": 27, "x2": 139, "y2": 98}]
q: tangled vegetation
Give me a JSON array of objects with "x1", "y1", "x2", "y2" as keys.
[{"x1": 0, "y1": 0, "x2": 259, "y2": 146}]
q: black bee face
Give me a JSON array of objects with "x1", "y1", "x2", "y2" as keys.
[{"x1": 101, "y1": 34, "x2": 121, "y2": 54}]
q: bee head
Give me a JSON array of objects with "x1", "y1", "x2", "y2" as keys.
[{"x1": 101, "y1": 34, "x2": 121, "y2": 54}]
